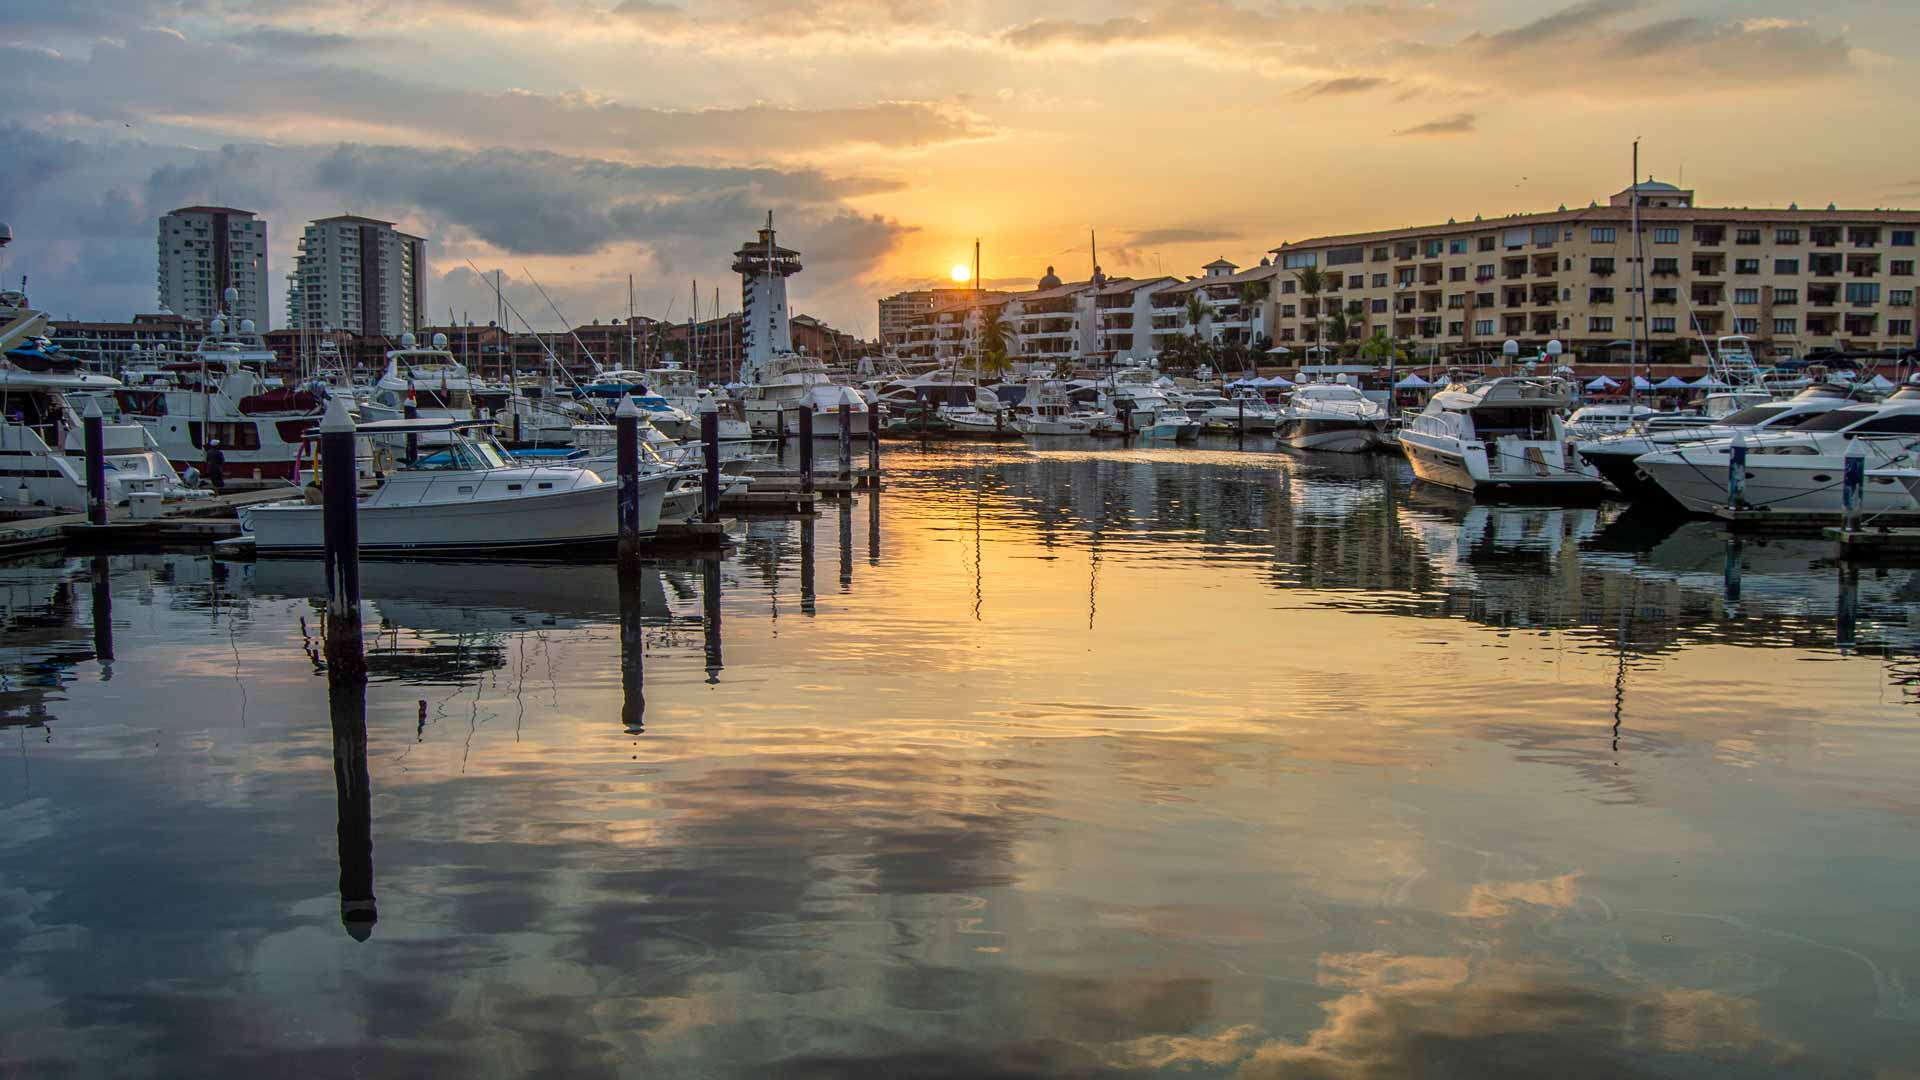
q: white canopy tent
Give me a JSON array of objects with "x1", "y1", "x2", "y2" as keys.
[
  {"x1": 1394, "y1": 373, "x2": 1431, "y2": 389},
  {"x1": 1585, "y1": 375, "x2": 1620, "y2": 390}
]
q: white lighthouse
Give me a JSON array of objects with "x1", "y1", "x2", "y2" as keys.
[{"x1": 732, "y1": 211, "x2": 801, "y2": 384}]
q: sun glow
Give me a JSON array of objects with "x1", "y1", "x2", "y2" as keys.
[{"x1": 950, "y1": 264, "x2": 971, "y2": 283}]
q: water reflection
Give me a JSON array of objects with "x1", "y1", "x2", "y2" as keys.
[{"x1": 1, "y1": 446, "x2": 1918, "y2": 1075}]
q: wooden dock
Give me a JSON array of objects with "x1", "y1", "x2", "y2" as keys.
[
  {"x1": 0, "y1": 487, "x2": 298, "y2": 556},
  {"x1": 1711, "y1": 506, "x2": 1920, "y2": 535},
  {"x1": 1825, "y1": 525, "x2": 1920, "y2": 556}
]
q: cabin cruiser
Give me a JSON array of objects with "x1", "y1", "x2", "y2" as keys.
[
  {"x1": 643, "y1": 365, "x2": 755, "y2": 441},
  {"x1": 1576, "y1": 384, "x2": 1863, "y2": 504},
  {"x1": 740, "y1": 354, "x2": 869, "y2": 436},
  {"x1": 1563, "y1": 403, "x2": 1661, "y2": 442},
  {"x1": 1219, "y1": 388, "x2": 1281, "y2": 432},
  {"x1": 1633, "y1": 396, "x2": 1920, "y2": 515},
  {"x1": 1010, "y1": 380, "x2": 1094, "y2": 437},
  {"x1": 1278, "y1": 383, "x2": 1388, "y2": 453},
  {"x1": 1399, "y1": 376, "x2": 1603, "y2": 496},
  {"x1": 1104, "y1": 370, "x2": 1198, "y2": 441},
  {"x1": 241, "y1": 412, "x2": 669, "y2": 553},
  {"x1": 362, "y1": 335, "x2": 513, "y2": 444},
  {"x1": 111, "y1": 309, "x2": 323, "y2": 481}
]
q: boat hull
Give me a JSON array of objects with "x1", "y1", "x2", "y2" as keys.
[
  {"x1": 1402, "y1": 432, "x2": 1606, "y2": 499},
  {"x1": 1579, "y1": 445, "x2": 1682, "y2": 507},
  {"x1": 1638, "y1": 452, "x2": 1920, "y2": 516},
  {"x1": 243, "y1": 475, "x2": 666, "y2": 553},
  {"x1": 1282, "y1": 418, "x2": 1379, "y2": 453}
]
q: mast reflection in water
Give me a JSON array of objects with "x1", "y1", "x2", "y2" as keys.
[{"x1": 2, "y1": 452, "x2": 1919, "y2": 1076}]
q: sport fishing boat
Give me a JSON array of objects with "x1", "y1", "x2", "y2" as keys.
[
  {"x1": 111, "y1": 306, "x2": 324, "y2": 481},
  {"x1": 1575, "y1": 384, "x2": 1862, "y2": 504},
  {"x1": 1633, "y1": 396, "x2": 1920, "y2": 515},
  {"x1": 1218, "y1": 388, "x2": 1281, "y2": 432},
  {"x1": 362, "y1": 335, "x2": 513, "y2": 443},
  {"x1": 642, "y1": 365, "x2": 755, "y2": 441},
  {"x1": 1010, "y1": 380, "x2": 1094, "y2": 437},
  {"x1": 1278, "y1": 383, "x2": 1388, "y2": 453},
  {"x1": 241, "y1": 412, "x2": 668, "y2": 554},
  {"x1": 1399, "y1": 375, "x2": 1603, "y2": 496},
  {"x1": 740, "y1": 354, "x2": 869, "y2": 436}
]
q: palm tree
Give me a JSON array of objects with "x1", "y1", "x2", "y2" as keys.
[
  {"x1": 1184, "y1": 292, "x2": 1209, "y2": 337},
  {"x1": 1238, "y1": 281, "x2": 1270, "y2": 308},
  {"x1": 978, "y1": 347, "x2": 1013, "y2": 380},
  {"x1": 977, "y1": 307, "x2": 1010, "y2": 358},
  {"x1": 1294, "y1": 266, "x2": 1327, "y2": 359},
  {"x1": 1327, "y1": 308, "x2": 1352, "y2": 355}
]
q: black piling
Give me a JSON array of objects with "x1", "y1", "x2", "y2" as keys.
[
  {"x1": 800, "y1": 515, "x2": 816, "y2": 617},
  {"x1": 867, "y1": 486, "x2": 881, "y2": 567},
  {"x1": 701, "y1": 407, "x2": 721, "y2": 524},
  {"x1": 89, "y1": 554, "x2": 113, "y2": 670},
  {"x1": 616, "y1": 396, "x2": 643, "y2": 565},
  {"x1": 82, "y1": 397, "x2": 107, "y2": 526},
  {"x1": 838, "y1": 398, "x2": 853, "y2": 483},
  {"x1": 329, "y1": 663, "x2": 376, "y2": 941},
  {"x1": 866, "y1": 400, "x2": 880, "y2": 481},
  {"x1": 619, "y1": 559, "x2": 645, "y2": 734},
  {"x1": 798, "y1": 408, "x2": 815, "y2": 495},
  {"x1": 839, "y1": 496, "x2": 853, "y2": 591},
  {"x1": 702, "y1": 556, "x2": 723, "y2": 684},
  {"x1": 403, "y1": 393, "x2": 420, "y2": 466},
  {"x1": 319, "y1": 397, "x2": 365, "y2": 684}
]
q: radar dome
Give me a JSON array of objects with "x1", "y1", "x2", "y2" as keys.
[
  {"x1": 400, "y1": 332, "x2": 417, "y2": 349},
  {"x1": 431, "y1": 333, "x2": 448, "y2": 349},
  {"x1": 239, "y1": 319, "x2": 255, "y2": 334},
  {"x1": 210, "y1": 316, "x2": 226, "y2": 333},
  {"x1": 223, "y1": 286, "x2": 238, "y2": 308}
]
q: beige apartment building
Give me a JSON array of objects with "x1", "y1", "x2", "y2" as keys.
[{"x1": 1266, "y1": 181, "x2": 1920, "y2": 361}]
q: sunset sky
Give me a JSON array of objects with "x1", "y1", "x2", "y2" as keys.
[{"x1": 4, "y1": 0, "x2": 1917, "y2": 336}]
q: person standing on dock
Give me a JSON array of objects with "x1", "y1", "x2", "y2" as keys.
[{"x1": 205, "y1": 440, "x2": 226, "y2": 493}]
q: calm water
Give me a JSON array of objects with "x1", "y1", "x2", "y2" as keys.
[{"x1": 1, "y1": 441, "x2": 1917, "y2": 1077}]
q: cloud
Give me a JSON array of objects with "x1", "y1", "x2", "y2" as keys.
[
  {"x1": 222, "y1": 26, "x2": 367, "y2": 54},
  {"x1": 1299, "y1": 75, "x2": 1389, "y2": 97},
  {"x1": 1394, "y1": 112, "x2": 1475, "y2": 137},
  {"x1": 1126, "y1": 226, "x2": 1244, "y2": 247},
  {"x1": 1476, "y1": 0, "x2": 1642, "y2": 50}
]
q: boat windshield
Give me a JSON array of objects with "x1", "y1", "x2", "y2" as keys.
[
  {"x1": 1793, "y1": 406, "x2": 1879, "y2": 432},
  {"x1": 1716, "y1": 405, "x2": 1789, "y2": 426},
  {"x1": 416, "y1": 433, "x2": 510, "y2": 470}
]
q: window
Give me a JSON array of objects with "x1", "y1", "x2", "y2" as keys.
[
  {"x1": 1893, "y1": 260, "x2": 1915, "y2": 276},
  {"x1": 1449, "y1": 266, "x2": 1466, "y2": 282},
  {"x1": 1371, "y1": 246, "x2": 1389, "y2": 261},
  {"x1": 1735, "y1": 318, "x2": 1758, "y2": 334},
  {"x1": 1735, "y1": 259, "x2": 1760, "y2": 274},
  {"x1": 1588, "y1": 317, "x2": 1614, "y2": 332},
  {"x1": 1327, "y1": 245, "x2": 1364, "y2": 266},
  {"x1": 1653, "y1": 288, "x2": 1677, "y2": 304},
  {"x1": 1846, "y1": 283, "x2": 1882, "y2": 305},
  {"x1": 1504, "y1": 228, "x2": 1528, "y2": 249},
  {"x1": 1775, "y1": 228, "x2": 1800, "y2": 244},
  {"x1": 1735, "y1": 228, "x2": 1761, "y2": 245},
  {"x1": 1532, "y1": 225, "x2": 1557, "y2": 246},
  {"x1": 1773, "y1": 318, "x2": 1797, "y2": 334},
  {"x1": 1589, "y1": 257, "x2": 1616, "y2": 275},
  {"x1": 1651, "y1": 257, "x2": 1679, "y2": 276},
  {"x1": 1589, "y1": 287, "x2": 1615, "y2": 303},
  {"x1": 1774, "y1": 258, "x2": 1800, "y2": 275},
  {"x1": 1774, "y1": 288, "x2": 1799, "y2": 304},
  {"x1": 1475, "y1": 263, "x2": 1494, "y2": 280},
  {"x1": 1448, "y1": 321, "x2": 1463, "y2": 336},
  {"x1": 1892, "y1": 319, "x2": 1914, "y2": 336},
  {"x1": 1895, "y1": 231, "x2": 1916, "y2": 247},
  {"x1": 1477, "y1": 292, "x2": 1494, "y2": 307},
  {"x1": 1282, "y1": 252, "x2": 1317, "y2": 269},
  {"x1": 1734, "y1": 288, "x2": 1759, "y2": 305},
  {"x1": 1371, "y1": 299, "x2": 1387, "y2": 314},
  {"x1": 1653, "y1": 227, "x2": 1680, "y2": 244},
  {"x1": 1347, "y1": 275, "x2": 1364, "y2": 289},
  {"x1": 1853, "y1": 413, "x2": 1920, "y2": 435},
  {"x1": 1281, "y1": 280, "x2": 1296, "y2": 294},
  {"x1": 1589, "y1": 227, "x2": 1617, "y2": 243},
  {"x1": 1421, "y1": 240, "x2": 1442, "y2": 257},
  {"x1": 1893, "y1": 289, "x2": 1915, "y2": 307},
  {"x1": 1474, "y1": 319, "x2": 1494, "y2": 335},
  {"x1": 1447, "y1": 293, "x2": 1466, "y2": 309},
  {"x1": 1651, "y1": 317, "x2": 1677, "y2": 332},
  {"x1": 1448, "y1": 238, "x2": 1469, "y2": 254},
  {"x1": 1478, "y1": 236, "x2": 1496, "y2": 252},
  {"x1": 1371, "y1": 273, "x2": 1388, "y2": 288}
]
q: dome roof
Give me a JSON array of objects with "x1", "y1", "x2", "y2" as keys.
[
  {"x1": 1630, "y1": 180, "x2": 1681, "y2": 192},
  {"x1": 1036, "y1": 265, "x2": 1062, "y2": 289}
]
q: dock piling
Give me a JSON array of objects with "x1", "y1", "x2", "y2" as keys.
[
  {"x1": 403, "y1": 393, "x2": 419, "y2": 466},
  {"x1": 616, "y1": 396, "x2": 643, "y2": 565},
  {"x1": 319, "y1": 395, "x2": 365, "y2": 684},
  {"x1": 838, "y1": 395, "x2": 853, "y2": 483},
  {"x1": 82, "y1": 396, "x2": 107, "y2": 527},
  {"x1": 1842, "y1": 440, "x2": 1866, "y2": 534},
  {"x1": 798, "y1": 408, "x2": 815, "y2": 495},
  {"x1": 700, "y1": 404, "x2": 721, "y2": 524},
  {"x1": 1726, "y1": 432, "x2": 1748, "y2": 511},
  {"x1": 866, "y1": 400, "x2": 880, "y2": 481}
]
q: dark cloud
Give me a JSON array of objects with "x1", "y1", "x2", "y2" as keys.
[
  {"x1": 1395, "y1": 112, "x2": 1476, "y2": 136},
  {"x1": 223, "y1": 26, "x2": 367, "y2": 54},
  {"x1": 1475, "y1": 0, "x2": 1642, "y2": 50},
  {"x1": 1126, "y1": 226, "x2": 1242, "y2": 247},
  {"x1": 1300, "y1": 75, "x2": 1389, "y2": 97}
]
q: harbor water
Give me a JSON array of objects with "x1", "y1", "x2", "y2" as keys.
[{"x1": 2, "y1": 440, "x2": 1916, "y2": 1076}]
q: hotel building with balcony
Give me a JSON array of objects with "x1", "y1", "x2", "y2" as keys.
[{"x1": 1263, "y1": 181, "x2": 1920, "y2": 360}]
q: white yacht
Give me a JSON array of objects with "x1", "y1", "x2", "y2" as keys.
[
  {"x1": 1400, "y1": 376, "x2": 1604, "y2": 496},
  {"x1": 0, "y1": 336, "x2": 185, "y2": 509},
  {"x1": 1576, "y1": 385, "x2": 1862, "y2": 503},
  {"x1": 111, "y1": 308, "x2": 325, "y2": 482},
  {"x1": 1105, "y1": 370, "x2": 1197, "y2": 441},
  {"x1": 241, "y1": 415, "x2": 669, "y2": 553},
  {"x1": 1218, "y1": 388, "x2": 1281, "y2": 432},
  {"x1": 1010, "y1": 381, "x2": 1093, "y2": 437},
  {"x1": 1634, "y1": 396, "x2": 1920, "y2": 515},
  {"x1": 740, "y1": 354, "x2": 869, "y2": 436},
  {"x1": 644, "y1": 365, "x2": 754, "y2": 441},
  {"x1": 1563, "y1": 403, "x2": 1661, "y2": 442},
  {"x1": 1278, "y1": 383, "x2": 1388, "y2": 453}
]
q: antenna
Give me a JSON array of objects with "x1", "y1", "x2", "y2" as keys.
[
  {"x1": 1090, "y1": 229, "x2": 1098, "y2": 278},
  {"x1": 973, "y1": 238, "x2": 980, "y2": 294}
]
